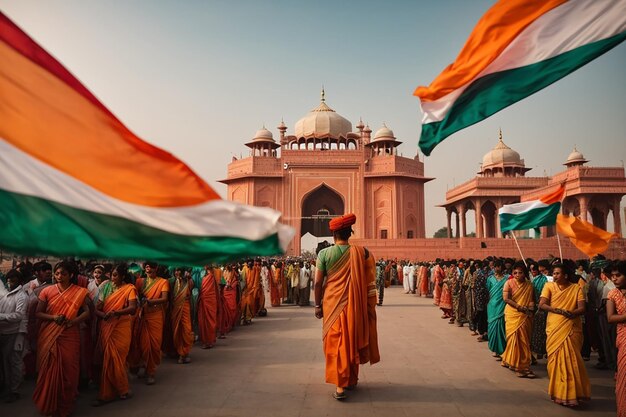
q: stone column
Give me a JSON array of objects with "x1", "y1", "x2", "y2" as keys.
[
  {"x1": 475, "y1": 199, "x2": 483, "y2": 238},
  {"x1": 495, "y1": 202, "x2": 502, "y2": 238},
  {"x1": 459, "y1": 205, "x2": 466, "y2": 238},
  {"x1": 613, "y1": 198, "x2": 623, "y2": 237},
  {"x1": 455, "y1": 212, "x2": 460, "y2": 238},
  {"x1": 446, "y1": 209, "x2": 452, "y2": 238},
  {"x1": 578, "y1": 195, "x2": 589, "y2": 221}
]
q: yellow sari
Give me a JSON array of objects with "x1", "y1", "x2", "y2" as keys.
[
  {"x1": 541, "y1": 282, "x2": 591, "y2": 406},
  {"x1": 501, "y1": 280, "x2": 533, "y2": 372}
]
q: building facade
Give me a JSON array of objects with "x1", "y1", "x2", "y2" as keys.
[{"x1": 221, "y1": 93, "x2": 432, "y2": 256}]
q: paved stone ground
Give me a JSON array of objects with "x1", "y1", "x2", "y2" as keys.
[{"x1": 6, "y1": 286, "x2": 617, "y2": 416}]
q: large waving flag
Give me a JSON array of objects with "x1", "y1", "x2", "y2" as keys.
[
  {"x1": 414, "y1": 0, "x2": 626, "y2": 156},
  {"x1": 556, "y1": 214, "x2": 617, "y2": 257},
  {"x1": 499, "y1": 186, "x2": 564, "y2": 233},
  {"x1": 0, "y1": 12, "x2": 293, "y2": 264}
]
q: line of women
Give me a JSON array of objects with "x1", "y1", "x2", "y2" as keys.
[
  {"x1": 27, "y1": 259, "x2": 254, "y2": 416},
  {"x1": 429, "y1": 257, "x2": 625, "y2": 414}
]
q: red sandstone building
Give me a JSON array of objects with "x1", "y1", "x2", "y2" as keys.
[
  {"x1": 223, "y1": 97, "x2": 625, "y2": 260},
  {"x1": 221, "y1": 93, "x2": 432, "y2": 255}
]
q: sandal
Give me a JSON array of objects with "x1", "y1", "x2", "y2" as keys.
[
  {"x1": 516, "y1": 371, "x2": 536, "y2": 379},
  {"x1": 332, "y1": 391, "x2": 347, "y2": 400},
  {"x1": 119, "y1": 392, "x2": 133, "y2": 400}
]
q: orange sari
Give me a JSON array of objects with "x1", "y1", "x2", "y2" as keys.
[
  {"x1": 240, "y1": 265, "x2": 259, "y2": 322},
  {"x1": 607, "y1": 288, "x2": 626, "y2": 417},
  {"x1": 419, "y1": 266, "x2": 429, "y2": 296},
  {"x1": 134, "y1": 277, "x2": 169, "y2": 376},
  {"x1": 322, "y1": 246, "x2": 380, "y2": 387},
  {"x1": 221, "y1": 270, "x2": 238, "y2": 333},
  {"x1": 171, "y1": 278, "x2": 194, "y2": 357},
  {"x1": 500, "y1": 280, "x2": 534, "y2": 372},
  {"x1": 270, "y1": 265, "x2": 282, "y2": 307},
  {"x1": 198, "y1": 271, "x2": 219, "y2": 346},
  {"x1": 542, "y1": 282, "x2": 591, "y2": 406},
  {"x1": 98, "y1": 283, "x2": 137, "y2": 401},
  {"x1": 33, "y1": 284, "x2": 89, "y2": 417}
]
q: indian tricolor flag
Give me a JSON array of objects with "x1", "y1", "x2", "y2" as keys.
[
  {"x1": 499, "y1": 186, "x2": 565, "y2": 233},
  {"x1": 414, "y1": 0, "x2": 626, "y2": 156},
  {"x1": 0, "y1": 12, "x2": 293, "y2": 263}
]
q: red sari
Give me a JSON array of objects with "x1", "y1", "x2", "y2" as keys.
[
  {"x1": 221, "y1": 270, "x2": 238, "y2": 332},
  {"x1": 33, "y1": 284, "x2": 89, "y2": 417},
  {"x1": 97, "y1": 283, "x2": 137, "y2": 401},
  {"x1": 198, "y1": 271, "x2": 219, "y2": 346}
]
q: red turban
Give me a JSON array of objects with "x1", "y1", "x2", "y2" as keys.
[{"x1": 329, "y1": 213, "x2": 356, "y2": 232}]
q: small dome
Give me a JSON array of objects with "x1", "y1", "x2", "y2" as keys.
[
  {"x1": 564, "y1": 146, "x2": 588, "y2": 166},
  {"x1": 372, "y1": 124, "x2": 395, "y2": 142},
  {"x1": 294, "y1": 97, "x2": 352, "y2": 140},
  {"x1": 252, "y1": 127, "x2": 274, "y2": 141},
  {"x1": 482, "y1": 135, "x2": 522, "y2": 169}
]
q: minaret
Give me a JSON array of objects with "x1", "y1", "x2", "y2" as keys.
[{"x1": 278, "y1": 118, "x2": 287, "y2": 146}]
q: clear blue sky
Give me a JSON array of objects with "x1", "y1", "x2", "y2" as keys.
[{"x1": 1, "y1": 1, "x2": 625, "y2": 236}]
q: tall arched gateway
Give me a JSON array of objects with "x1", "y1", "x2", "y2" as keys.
[{"x1": 300, "y1": 184, "x2": 344, "y2": 238}]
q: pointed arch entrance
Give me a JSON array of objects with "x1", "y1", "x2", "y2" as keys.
[{"x1": 301, "y1": 184, "x2": 345, "y2": 238}]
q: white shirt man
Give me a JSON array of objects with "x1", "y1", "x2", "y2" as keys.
[{"x1": 403, "y1": 264, "x2": 411, "y2": 294}]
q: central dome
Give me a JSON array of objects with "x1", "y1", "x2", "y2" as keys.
[
  {"x1": 482, "y1": 135, "x2": 522, "y2": 169},
  {"x1": 294, "y1": 98, "x2": 352, "y2": 140}
]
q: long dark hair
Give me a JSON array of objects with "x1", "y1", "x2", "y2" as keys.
[
  {"x1": 552, "y1": 263, "x2": 577, "y2": 284},
  {"x1": 112, "y1": 263, "x2": 132, "y2": 284},
  {"x1": 54, "y1": 260, "x2": 79, "y2": 284}
]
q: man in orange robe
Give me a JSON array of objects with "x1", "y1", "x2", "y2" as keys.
[
  {"x1": 198, "y1": 265, "x2": 219, "y2": 349},
  {"x1": 133, "y1": 261, "x2": 169, "y2": 385},
  {"x1": 170, "y1": 267, "x2": 194, "y2": 364},
  {"x1": 314, "y1": 213, "x2": 380, "y2": 400}
]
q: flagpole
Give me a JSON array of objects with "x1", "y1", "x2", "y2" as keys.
[
  {"x1": 556, "y1": 232, "x2": 563, "y2": 262},
  {"x1": 509, "y1": 232, "x2": 527, "y2": 267}
]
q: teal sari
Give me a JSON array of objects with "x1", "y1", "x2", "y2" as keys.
[{"x1": 487, "y1": 274, "x2": 508, "y2": 355}]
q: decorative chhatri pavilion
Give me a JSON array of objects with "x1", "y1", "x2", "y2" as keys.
[
  {"x1": 441, "y1": 131, "x2": 625, "y2": 240},
  {"x1": 221, "y1": 91, "x2": 433, "y2": 255}
]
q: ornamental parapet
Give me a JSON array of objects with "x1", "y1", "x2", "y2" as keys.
[
  {"x1": 366, "y1": 155, "x2": 424, "y2": 176},
  {"x1": 444, "y1": 177, "x2": 548, "y2": 204}
]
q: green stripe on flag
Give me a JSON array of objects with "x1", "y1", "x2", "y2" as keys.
[
  {"x1": 419, "y1": 31, "x2": 626, "y2": 156},
  {"x1": 0, "y1": 189, "x2": 282, "y2": 264},
  {"x1": 499, "y1": 203, "x2": 561, "y2": 233}
]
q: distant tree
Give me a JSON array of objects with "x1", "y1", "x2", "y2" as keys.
[
  {"x1": 467, "y1": 232, "x2": 476, "y2": 237},
  {"x1": 433, "y1": 227, "x2": 449, "y2": 238}
]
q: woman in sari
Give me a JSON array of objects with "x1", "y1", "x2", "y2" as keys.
[
  {"x1": 33, "y1": 260, "x2": 90, "y2": 417},
  {"x1": 439, "y1": 264, "x2": 454, "y2": 319},
  {"x1": 221, "y1": 265, "x2": 239, "y2": 332},
  {"x1": 486, "y1": 260, "x2": 508, "y2": 359},
  {"x1": 170, "y1": 267, "x2": 194, "y2": 364},
  {"x1": 500, "y1": 262, "x2": 535, "y2": 378},
  {"x1": 539, "y1": 263, "x2": 590, "y2": 407},
  {"x1": 93, "y1": 263, "x2": 137, "y2": 406},
  {"x1": 270, "y1": 261, "x2": 283, "y2": 307},
  {"x1": 606, "y1": 260, "x2": 626, "y2": 417},
  {"x1": 198, "y1": 265, "x2": 219, "y2": 349},
  {"x1": 133, "y1": 261, "x2": 169, "y2": 385},
  {"x1": 432, "y1": 262, "x2": 444, "y2": 306}
]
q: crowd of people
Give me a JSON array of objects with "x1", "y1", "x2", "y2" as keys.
[
  {"x1": 0, "y1": 256, "x2": 315, "y2": 416},
  {"x1": 0, "y1": 252, "x2": 623, "y2": 414},
  {"x1": 376, "y1": 256, "x2": 625, "y2": 413}
]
